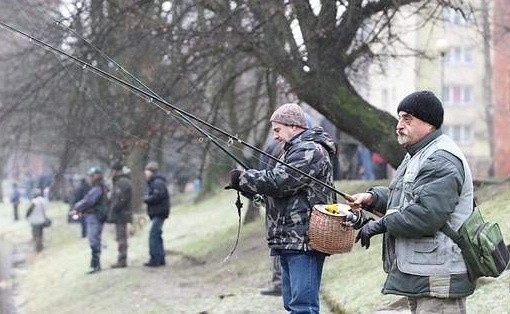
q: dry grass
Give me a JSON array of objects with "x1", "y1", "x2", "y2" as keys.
[{"x1": 1, "y1": 180, "x2": 509, "y2": 313}]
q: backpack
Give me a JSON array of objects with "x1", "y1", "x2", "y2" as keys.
[{"x1": 442, "y1": 206, "x2": 510, "y2": 282}]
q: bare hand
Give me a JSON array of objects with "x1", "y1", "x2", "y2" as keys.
[{"x1": 346, "y1": 192, "x2": 373, "y2": 210}]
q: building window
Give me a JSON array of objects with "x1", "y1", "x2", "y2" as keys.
[
  {"x1": 443, "y1": 8, "x2": 474, "y2": 26},
  {"x1": 444, "y1": 46, "x2": 474, "y2": 65},
  {"x1": 443, "y1": 125, "x2": 473, "y2": 145},
  {"x1": 442, "y1": 86, "x2": 473, "y2": 105}
]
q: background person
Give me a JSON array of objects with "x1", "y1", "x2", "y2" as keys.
[
  {"x1": 109, "y1": 162, "x2": 133, "y2": 268},
  {"x1": 73, "y1": 167, "x2": 109, "y2": 274},
  {"x1": 10, "y1": 183, "x2": 21, "y2": 221},
  {"x1": 25, "y1": 189, "x2": 48, "y2": 252},
  {"x1": 143, "y1": 161, "x2": 170, "y2": 267}
]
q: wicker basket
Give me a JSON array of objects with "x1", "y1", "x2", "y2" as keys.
[{"x1": 308, "y1": 204, "x2": 355, "y2": 255}]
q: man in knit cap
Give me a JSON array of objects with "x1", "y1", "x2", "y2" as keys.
[
  {"x1": 143, "y1": 161, "x2": 170, "y2": 267},
  {"x1": 226, "y1": 102, "x2": 336, "y2": 313},
  {"x1": 348, "y1": 91, "x2": 476, "y2": 313}
]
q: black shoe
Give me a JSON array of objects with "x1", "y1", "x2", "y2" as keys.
[
  {"x1": 111, "y1": 262, "x2": 127, "y2": 269},
  {"x1": 86, "y1": 266, "x2": 101, "y2": 274},
  {"x1": 144, "y1": 261, "x2": 164, "y2": 267},
  {"x1": 260, "y1": 285, "x2": 282, "y2": 296}
]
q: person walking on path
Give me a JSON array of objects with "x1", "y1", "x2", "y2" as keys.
[
  {"x1": 226, "y1": 103, "x2": 336, "y2": 313},
  {"x1": 25, "y1": 189, "x2": 48, "y2": 252},
  {"x1": 109, "y1": 162, "x2": 133, "y2": 268},
  {"x1": 348, "y1": 91, "x2": 476, "y2": 314},
  {"x1": 72, "y1": 167, "x2": 109, "y2": 274},
  {"x1": 143, "y1": 161, "x2": 170, "y2": 267},
  {"x1": 10, "y1": 183, "x2": 21, "y2": 221}
]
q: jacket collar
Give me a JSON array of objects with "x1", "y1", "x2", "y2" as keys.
[{"x1": 406, "y1": 129, "x2": 443, "y2": 156}]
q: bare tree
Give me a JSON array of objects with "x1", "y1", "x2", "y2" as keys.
[{"x1": 195, "y1": 0, "x2": 471, "y2": 167}]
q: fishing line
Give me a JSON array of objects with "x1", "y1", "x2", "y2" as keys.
[
  {"x1": 9, "y1": 2, "x2": 236, "y2": 172},
  {"x1": 1, "y1": 7, "x2": 355, "y2": 261},
  {"x1": 3, "y1": 4, "x2": 356, "y2": 211},
  {"x1": 23, "y1": 1, "x2": 329, "y2": 187},
  {"x1": 0, "y1": 18, "x2": 354, "y2": 204}
]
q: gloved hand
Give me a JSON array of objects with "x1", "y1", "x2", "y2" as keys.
[
  {"x1": 355, "y1": 219, "x2": 386, "y2": 249},
  {"x1": 351, "y1": 212, "x2": 374, "y2": 230},
  {"x1": 224, "y1": 169, "x2": 242, "y2": 190}
]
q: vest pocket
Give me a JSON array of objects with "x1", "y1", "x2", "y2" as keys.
[{"x1": 406, "y1": 238, "x2": 445, "y2": 265}]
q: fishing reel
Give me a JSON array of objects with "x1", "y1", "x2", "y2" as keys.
[
  {"x1": 253, "y1": 194, "x2": 265, "y2": 207},
  {"x1": 345, "y1": 210, "x2": 373, "y2": 230}
]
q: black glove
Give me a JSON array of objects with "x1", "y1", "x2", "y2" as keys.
[
  {"x1": 355, "y1": 219, "x2": 386, "y2": 249},
  {"x1": 224, "y1": 169, "x2": 242, "y2": 190}
]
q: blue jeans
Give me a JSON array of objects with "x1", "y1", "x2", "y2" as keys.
[
  {"x1": 280, "y1": 252, "x2": 326, "y2": 314},
  {"x1": 86, "y1": 213, "x2": 104, "y2": 268},
  {"x1": 149, "y1": 217, "x2": 166, "y2": 264}
]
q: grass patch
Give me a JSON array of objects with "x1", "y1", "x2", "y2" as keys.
[{"x1": 2, "y1": 180, "x2": 509, "y2": 313}]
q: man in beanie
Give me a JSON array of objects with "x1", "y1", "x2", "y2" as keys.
[
  {"x1": 348, "y1": 90, "x2": 475, "y2": 313},
  {"x1": 73, "y1": 167, "x2": 109, "y2": 274},
  {"x1": 109, "y1": 162, "x2": 133, "y2": 268},
  {"x1": 226, "y1": 103, "x2": 336, "y2": 313},
  {"x1": 143, "y1": 161, "x2": 170, "y2": 267}
]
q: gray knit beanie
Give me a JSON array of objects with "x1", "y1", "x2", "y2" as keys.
[{"x1": 270, "y1": 103, "x2": 308, "y2": 128}]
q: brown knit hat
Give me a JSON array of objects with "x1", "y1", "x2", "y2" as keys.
[{"x1": 270, "y1": 103, "x2": 307, "y2": 128}]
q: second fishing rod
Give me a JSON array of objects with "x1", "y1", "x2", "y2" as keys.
[{"x1": 0, "y1": 20, "x2": 354, "y2": 202}]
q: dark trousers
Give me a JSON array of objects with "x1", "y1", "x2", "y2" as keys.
[
  {"x1": 271, "y1": 255, "x2": 282, "y2": 288},
  {"x1": 115, "y1": 222, "x2": 128, "y2": 264},
  {"x1": 13, "y1": 202, "x2": 19, "y2": 221},
  {"x1": 86, "y1": 214, "x2": 104, "y2": 269},
  {"x1": 31, "y1": 225, "x2": 44, "y2": 252},
  {"x1": 80, "y1": 216, "x2": 87, "y2": 238},
  {"x1": 149, "y1": 217, "x2": 165, "y2": 264}
]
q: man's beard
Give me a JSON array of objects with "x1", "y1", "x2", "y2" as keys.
[{"x1": 396, "y1": 132, "x2": 408, "y2": 146}]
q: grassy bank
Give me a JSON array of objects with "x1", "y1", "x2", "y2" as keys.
[{"x1": 1, "y1": 180, "x2": 509, "y2": 313}]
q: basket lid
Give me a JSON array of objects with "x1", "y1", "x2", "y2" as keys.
[{"x1": 313, "y1": 204, "x2": 352, "y2": 217}]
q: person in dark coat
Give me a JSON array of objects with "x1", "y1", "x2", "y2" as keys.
[
  {"x1": 143, "y1": 161, "x2": 170, "y2": 267},
  {"x1": 109, "y1": 162, "x2": 133, "y2": 268},
  {"x1": 10, "y1": 183, "x2": 21, "y2": 221},
  {"x1": 73, "y1": 167, "x2": 108, "y2": 274},
  {"x1": 226, "y1": 103, "x2": 336, "y2": 313}
]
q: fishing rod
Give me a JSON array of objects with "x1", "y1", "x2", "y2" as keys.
[
  {"x1": 0, "y1": 20, "x2": 355, "y2": 202},
  {"x1": 50, "y1": 20, "x2": 251, "y2": 171},
  {"x1": 48, "y1": 18, "x2": 248, "y2": 262}
]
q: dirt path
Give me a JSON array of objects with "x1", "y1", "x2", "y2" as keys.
[{"x1": 123, "y1": 229, "x2": 335, "y2": 314}]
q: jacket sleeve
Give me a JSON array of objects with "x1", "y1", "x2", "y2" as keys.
[
  {"x1": 73, "y1": 186, "x2": 103, "y2": 212},
  {"x1": 239, "y1": 142, "x2": 327, "y2": 197},
  {"x1": 383, "y1": 151, "x2": 465, "y2": 238},
  {"x1": 144, "y1": 178, "x2": 167, "y2": 205},
  {"x1": 366, "y1": 186, "x2": 389, "y2": 213}
]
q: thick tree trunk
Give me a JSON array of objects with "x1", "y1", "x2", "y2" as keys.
[{"x1": 288, "y1": 71, "x2": 405, "y2": 168}]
